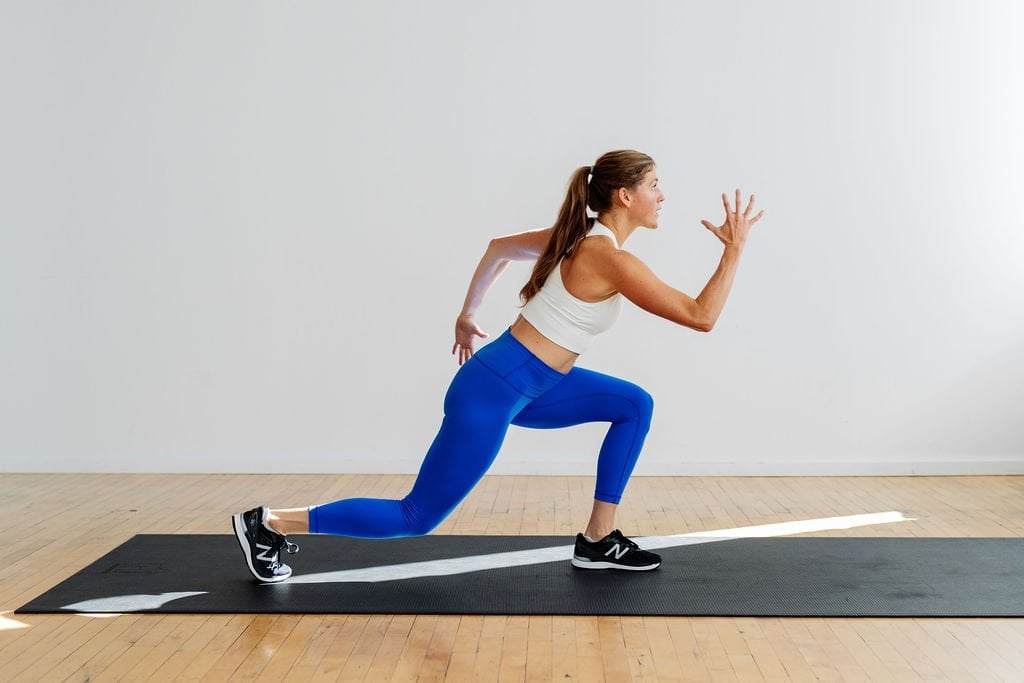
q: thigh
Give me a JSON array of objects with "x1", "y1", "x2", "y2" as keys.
[
  {"x1": 511, "y1": 366, "x2": 653, "y2": 429},
  {"x1": 406, "y1": 358, "x2": 529, "y2": 514}
]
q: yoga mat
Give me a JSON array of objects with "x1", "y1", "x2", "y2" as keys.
[{"x1": 17, "y1": 535, "x2": 1024, "y2": 616}]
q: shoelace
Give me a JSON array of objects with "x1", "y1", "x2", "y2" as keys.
[
  {"x1": 267, "y1": 538, "x2": 299, "y2": 571},
  {"x1": 610, "y1": 531, "x2": 640, "y2": 551}
]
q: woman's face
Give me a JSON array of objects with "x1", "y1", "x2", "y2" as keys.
[{"x1": 630, "y1": 168, "x2": 665, "y2": 229}]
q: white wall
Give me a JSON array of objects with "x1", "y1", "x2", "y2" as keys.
[{"x1": 2, "y1": 1, "x2": 1022, "y2": 475}]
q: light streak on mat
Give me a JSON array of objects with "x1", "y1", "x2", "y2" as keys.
[
  {"x1": 62, "y1": 591, "x2": 208, "y2": 612},
  {"x1": 288, "y1": 511, "x2": 914, "y2": 584}
]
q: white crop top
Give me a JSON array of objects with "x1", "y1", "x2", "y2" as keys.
[{"x1": 520, "y1": 221, "x2": 623, "y2": 354}]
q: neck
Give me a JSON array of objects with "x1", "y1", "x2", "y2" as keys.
[{"x1": 596, "y1": 211, "x2": 639, "y2": 248}]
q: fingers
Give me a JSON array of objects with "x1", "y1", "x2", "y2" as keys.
[
  {"x1": 721, "y1": 189, "x2": 761, "y2": 219},
  {"x1": 454, "y1": 318, "x2": 488, "y2": 364},
  {"x1": 723, "y1": 190, "x2": 747, "y2": 218},
  {"x1": 455, "y1": 338, "x2": 482, "y2": 364}
]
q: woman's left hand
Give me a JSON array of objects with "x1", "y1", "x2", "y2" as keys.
[{"x1": 453, "y1": 313, "x2": 489, "y2": 365}]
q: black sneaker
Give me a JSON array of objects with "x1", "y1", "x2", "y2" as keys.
[
  {"x1": 232, "y1": 505, "x2": 299, "y2": 583},
  {"x1": 571, "y1": 529, "x2": 661, "y2": 571}
]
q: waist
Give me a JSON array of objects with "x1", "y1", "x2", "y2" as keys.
[
  {"x1": 508, "y1": 316, "x2": 578, "y2": 374},
  {"x1": 473, "y1": 325, "x2": 570, "y2": 384}
]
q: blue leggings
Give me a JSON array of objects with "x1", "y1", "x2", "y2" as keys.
[{"x1": 308, "y1": 328, "x2": 654, "y2": 538}]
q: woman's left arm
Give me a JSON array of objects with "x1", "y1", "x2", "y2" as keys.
[{"x1": 453, "y1": 227, "x2": 552, "y2": 364}]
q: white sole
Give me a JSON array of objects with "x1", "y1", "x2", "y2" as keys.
[
  {"x1": 232, "y1": 512, "x2": 290, "y2": 583},
  {"x1": 571, "y1": 555, "x2": 661, "y2": 571}
]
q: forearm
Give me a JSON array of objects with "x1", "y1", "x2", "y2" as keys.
[
  {"x1": 459, "y1": 241, "x2": 511, "y2": 317},
  {"x1": 695, "y1": 245, "x2": 744, "y2": 331}
]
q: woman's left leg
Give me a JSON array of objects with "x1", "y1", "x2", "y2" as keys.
[{"x1": 510, "y1": 366, "x2": 654, "y2": 539}]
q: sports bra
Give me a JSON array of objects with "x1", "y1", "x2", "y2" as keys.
[{"x1": 520, "y1": 221, "x2": 623, "y2": 354}]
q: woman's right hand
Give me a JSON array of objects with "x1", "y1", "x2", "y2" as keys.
[
  {"x1": 701, "y1": 189, "x2": 765, "y2": 249},
  {"x1": 452, "y1": 313, "x2": 489, "y2": 365}
]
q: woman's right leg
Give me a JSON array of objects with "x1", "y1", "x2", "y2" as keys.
[{"x1": 305, "y1": 353, "x2": 535, "y2": 538}]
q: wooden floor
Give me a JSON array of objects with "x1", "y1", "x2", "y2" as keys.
[{"x1": 3, "y1": 474, "x2": 1024, "y2": 681}]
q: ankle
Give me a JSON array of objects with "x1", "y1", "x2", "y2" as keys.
[
  {"x1": 265, "y1": 513, "x2": 289, "y2": 536},
  {"x1": 265, "y1": 507, "x2": 311, "y2": 535},
  {"x1": 584, "y1": 528, "x2": 613, "y2": 542}
]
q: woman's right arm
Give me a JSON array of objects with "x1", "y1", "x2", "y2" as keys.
[
  {"x1": 607, "y1": 190, "x2": 764, "y2": 333},
  {"x1": 453, "y1": 227, "x2": 553, "y2": 363}
]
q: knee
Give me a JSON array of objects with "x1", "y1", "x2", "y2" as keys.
[
  {"x1": 400, "y1": 498, "x2": 449, "y2": 537},
  {"x1": 627, "y1": 384, "x2": 655, "y2": 429}
]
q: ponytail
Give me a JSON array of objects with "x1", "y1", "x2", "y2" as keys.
[{"x1": 519, "y1": 166, "x2": 594, "y2": 304}]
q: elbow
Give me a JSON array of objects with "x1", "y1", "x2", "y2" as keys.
[
  {"x1": 487, "y1": 237, "x2": 521, "y2": 263},
  {"x1": 688, "y1": 308, "x2": 714, "y2": 333},
  {"x1": 486, "y1": 238, "x2": 510, "y2": 264},
  {"x1": 678, "y1": 316, "x2": 712, "y2": 333},
  {"x1": 678, "y1": 299, "x2": 714, "y2": 333}
]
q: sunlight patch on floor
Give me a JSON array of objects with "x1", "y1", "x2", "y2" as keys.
[{"x1": 0, "y1": 611, "x2": 30, "y2": 631}]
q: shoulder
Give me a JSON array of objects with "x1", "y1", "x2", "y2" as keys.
[
  {"x1": 577, "y1": 235, "x2": 639, "y2": 268},
  {"x1": 576, "y1": 233, "x2": 620, "y2": 257},
  {"x1": 591, "y1": 245, "x2": 657, "y2": 289},
  {"x1": 572, "y1": 238, "x2": 651, "y2": 290}
]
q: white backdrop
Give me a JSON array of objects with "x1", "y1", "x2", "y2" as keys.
[{"x1": 2, "y1": 1, "x2": 1022, "y2": 474}]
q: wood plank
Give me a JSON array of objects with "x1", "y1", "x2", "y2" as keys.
[{"x1": 281, "y1": 616, "x2": 348, "y2": 682}]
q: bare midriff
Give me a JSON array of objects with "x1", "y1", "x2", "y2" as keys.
[{"x1": 509, "y1": 315, "x2": 579, "y2": 375}]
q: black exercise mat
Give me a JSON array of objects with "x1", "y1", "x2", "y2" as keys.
[{"x1": 17, "y1": 535, "x2": 1024, "y2": 616}]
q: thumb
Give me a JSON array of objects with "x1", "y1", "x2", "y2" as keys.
[{"x1": 474, "y1": 326, "x2": 490, "y2": 338}]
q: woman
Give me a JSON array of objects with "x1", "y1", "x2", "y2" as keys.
[{"x1": 233, "y1": 149, "x2": 764, "y2": 583}]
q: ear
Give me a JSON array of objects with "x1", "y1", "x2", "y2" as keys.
[{"x1": 616, "y1": 186, "x2": 632, "y2": 207}]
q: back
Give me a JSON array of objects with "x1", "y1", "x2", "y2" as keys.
[{"x1": 519, "y1": 222, "x2": 623, "y2": 354}]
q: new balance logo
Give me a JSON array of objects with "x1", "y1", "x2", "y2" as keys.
[
  {"x1": 256, "y1": 543, "x2": 278, "y2": 562},
  {"x1": 604, "y1": 543, "x2": 629, "y2": 560}
]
